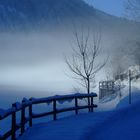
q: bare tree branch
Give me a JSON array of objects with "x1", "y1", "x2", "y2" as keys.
[{"x1": 65, "y1": 29, "x2": 107, "y2": 94}]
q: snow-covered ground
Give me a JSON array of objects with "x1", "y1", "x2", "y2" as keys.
[
  {"x1": 88, "y1": 101, "x2": 140, "y2": 140},
  {"x1": 1, "y1": 66, "x2": 140, "y2": 140},
  {"x1": 19, "y1": 95, "x2": 140, "y2": 140},
  {"x1": 17, "y1": 70, "x2": 140, "y2": 140},
  {"x1": 19, "y1": 112, "x2": 114, "y2": 140},
  {"x1": 18, "y1": 78, "x2": 140, "y2": 140}
]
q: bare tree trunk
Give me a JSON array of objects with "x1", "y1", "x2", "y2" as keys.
[
  {"x1": 65, "y1": 30, "x2": 107, "y2": 108},
  {"x1": 87, "y1": 76, "x2": 91, "y2": 111},
  {"x1": 87, "y1": 76, "x2": 90, "y2": 94}
]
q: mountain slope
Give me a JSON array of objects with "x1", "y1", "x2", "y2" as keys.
[
  {"x1": 0, "y1": 0, "x2": 131, "y2": 31},
  {"x1": 0, "y1": 0, "x2": 96, "y2": 29}
]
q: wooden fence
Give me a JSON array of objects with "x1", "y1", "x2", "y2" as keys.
[
  {"x1": 0, "y1": 93, "x2": 97, "y2": 140},
  {"x1": 99, "y1": 81, "x2": 115, "y2": 99}
]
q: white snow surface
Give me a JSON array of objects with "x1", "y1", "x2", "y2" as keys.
[
  {"x1": 19, "y1": 112, "x2": 113, "y2": 140},
  {"x1": 19, "y1": 100, "x2": 140, "y2": 140}
]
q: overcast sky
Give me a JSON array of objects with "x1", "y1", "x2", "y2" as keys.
[{"x1": 85, "y1": 0, "x2": 125, "y2": 17}]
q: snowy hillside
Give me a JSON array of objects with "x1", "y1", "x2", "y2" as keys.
[
  {"x1": 117, "y1": 65, "x2": 140, "y2": 80},
  {"x1": 0, "y1": 0, "x2": 139, "y2": 31},
  {"x1": 0, "y1": 0, "x2": 93, "y2": 18},
  {"x1": 96, "y1": 65, "x2": 140, "y2": 112},
  {"x1": 0, "y1": 0, "x2": 95, "y2": 29}
]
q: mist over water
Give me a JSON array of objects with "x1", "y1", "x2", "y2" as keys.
[
  {"x1": 0, "y1": 32, "x2": 73, "y2": 91},
  {"x1": 0, "y1": 20, "x2": 140, "y2": 108},
  {"x1": 0, "y1": 31, "x2": 109, "y2": 92},
  {"x1": 0, "y1": 27, "x2": 138, "y2": 93}
]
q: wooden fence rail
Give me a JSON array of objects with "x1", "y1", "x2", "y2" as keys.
[{"x1": 0, "y1": 93, "x2": 97, "y2": 140}]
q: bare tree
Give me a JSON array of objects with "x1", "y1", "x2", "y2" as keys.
[{"x1": 65, "y1": 30, "x2": 107, "y2": 94}]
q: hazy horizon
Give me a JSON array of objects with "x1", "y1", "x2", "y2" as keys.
[{"x1": 0, "y1": 0, "x2": 139, "y2": 94}]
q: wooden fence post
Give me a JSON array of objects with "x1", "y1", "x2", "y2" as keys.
[
  {"x1": 129, "y1": 70, "x2": 132, "y2": 104},
  {"x1": 91, "y1": 96, "x2": 94, "y2": 112},
  {"x1": 29, "y1": 103, "x2": 32, "y2": 127},
  {"x1": 11, "y1": 104, "x2": 16, "y2": 140},
  {"x1": 88, "y1": 96, "x2": 91, "y2": 112},
  {"x1": 75, "y1": 97, "x2": 78, "y2": 115},
  {"x1": 53, "y1": 100, "x2": 57, "y2": 120},
  {"x1": 21, "y1": 101, "x2": 26, "y2": 135}
]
